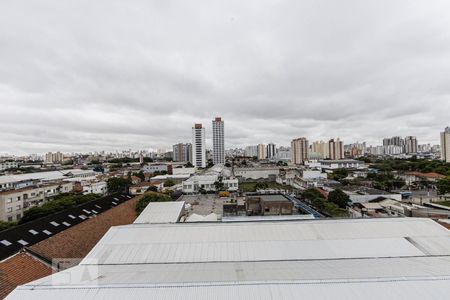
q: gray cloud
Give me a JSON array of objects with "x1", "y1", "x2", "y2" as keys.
[{"x1": 1, "y1": 0, "x2": 450, "y2": 154}]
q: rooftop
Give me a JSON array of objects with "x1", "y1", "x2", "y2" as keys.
[
  {"x1": 0, "y1": 252, "x2": 52, "y2": 300},
  {"x1": 133, "y1": 201, "x2": 185, "y2": 224},
  {"x1": 7, "y1": 218, "x2": 450, "y2": 299}
]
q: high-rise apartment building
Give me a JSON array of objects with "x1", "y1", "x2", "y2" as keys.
[
  {"x1": 328, "y1": 138, "x2": 344, "y2": 160},
  {"x1": 44, "y1": 152, "x2": 64, "y2": 164},
  {"x1": 266, "y1": 143, "x2": 276, "y2": 159},
  {"x1": 312, "y1": 141, "x2": 329, "y2": 159},
  {"x1": 257, "y1": 144, "x2": 266, "y2": 160},
  {"x1": 291, "y1": 138, "x2": 309, "y2": 165},
  {"x1": 404, "y1": 136, "x2": 418, "y2": 154},
  {"x1": 173, "y1": 143, "x2": 192, "y2": 163},
  {"x1": 441, "y1": 127, "x2": 450, "y2": 162},
  {"x1": 244, "y1": 145, "x2": 258, "y2": 158},
  {"x1": 212, "y1": 117, "x2": 225, "y2": 165},
  {"x1": 386, "y1": 136, "x2": 404, "y2": 147},
  {"x1": 192, "y1": 124, "x2": 206, "y2": 168}
]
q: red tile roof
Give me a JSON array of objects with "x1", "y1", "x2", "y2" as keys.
[
  {"x1": 406, "y1": 172, "x2": 445, "y2": 179},
  {"x1": 29, "y1": 195, "x2": 141, "y2": 263},
  {"x1": 0, "y1": 252, "x2": 52, "y2": 299}
]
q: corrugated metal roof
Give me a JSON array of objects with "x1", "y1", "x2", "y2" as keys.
[
  {"x1": 9, "y1": 278, "x2": 450, "y2": 300},
  {"x1": 7, "y1": 218, "x2": 450, "y2": 300},
  {"x1": 133, "y1": 201, "x2": 185, "y2": 224}
]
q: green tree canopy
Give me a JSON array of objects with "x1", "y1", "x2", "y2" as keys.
[
  {"x1": 164, "y1": 179, "x2": 176, "y2": 187},
  {"x1": 437, "y1": 177, "x2": 450, "y2": 195},
  {"x1": 107, "y1": 177, "x2": 132, "y2": 193},
  {"x1": 328, "y1": 189, "x2": 351, "y2": 209}
]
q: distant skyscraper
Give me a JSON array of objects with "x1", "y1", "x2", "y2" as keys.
[
  {"x1": 291, "y1": 138, "x2": 309, "y2": 165},
  {"x1": 441, "y1": 127, "x2": 450, "y2": 162},
  {"x1": 257, "y1": 144, "x2": 266, "y2": 160},
  {"x1": 266, "y1": 143, "x2": 276, "y2": 159},
  {"x1": 173, "y1": 143, "x2": 192, "y2": 163},
  {"x1": 328, "y1": 138, "x2": 344, "y2": 160},
  {"x1": 245, "y1": 145, "x2": 258, "y2": 158},
  {"x1": 44, "y1": 152, "x2": 64, "y2": 164},
  {"x1": 212, "y1": 117, "x2": 225, "y2": 165},
  {"x1": 404, "y1": 136, "x2": 418, "y2": 154},
  {"x1": 192, "y1": 124, "x2": 206, "y2": 168}
]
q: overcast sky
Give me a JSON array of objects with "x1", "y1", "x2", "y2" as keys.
[{"x1": 1, "y1": 0, "x2": 450, "y2": 155}]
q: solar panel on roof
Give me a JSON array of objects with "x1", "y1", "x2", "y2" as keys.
[
  {"x1": 112, "y1": 202, "x2": 117, "y2": 205},
  {"x1": 62, "y1": 222, "x2": 71, "y2": 227},
  {"x1": 17, "y1": 240, "x2": 28, "y2": 246},
  {"x1": 28, "y1": 229, "x2": 39, "y2": 235},
  {"x1": 113, "y1": 198, "x2": 119, "y2": 201},
  {"x1": 79, "y1": 215, "x2": 87, "y2": 220},
  {"x1": 68, "y1": 214, "x2": 76, "y2": 219},
  {"x1": 1, "y1": 240, "x2": 12, "y2": 246},
  {"x1": 42, "y1": 230, "x2": 52, "y2": 235},
  {"x1": 50, "y1": 221, "x2": 60, "y2": 227},
  {"x1": 95, "y1": 205, "x2": 102, "y2": 209},
  {"x1": 92, "y1": 210, "x2": 98, "y2": 214},
  {"x1": 83, "y1": 209, "x2": 91, "y2": 214}
]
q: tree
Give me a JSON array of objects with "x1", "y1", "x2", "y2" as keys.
[
  {"x1": 135, "y1": 193, "x2": 171, "y2": 215},
  {"x1": 328, "y1": 189, "x2": 351, "y2": 209},
  {"x1": 255, "y1": 182, "x2": 269, "y2": 191},
  {"x1": 107, "y1": 177, "x2": 131, "y2": 194},
  {"x1": 148, "y1": 185, "x2": 158, "y2": 192},
  {"x1": 19, "y1": 193, "x2": 99, "y2": 224},
  {"x1": 185, "y1": 162, "x2": 194, "y2": 168},
  {"x1": 164, "y1": 179, "x2": 176, "y2": 187},
  {"x1": 329, "y1": 169, "x2": 349, "y2": 181},
  {"x1": 133, "y1": 171, "x2": 145, "y2": 182},
  {"x1": 437, "y1": 177, "x2": 450, "y2": 195}
]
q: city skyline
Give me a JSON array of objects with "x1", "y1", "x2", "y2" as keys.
[{"x1": 1, "y1": 1, "x2": 450, "y2": 154}]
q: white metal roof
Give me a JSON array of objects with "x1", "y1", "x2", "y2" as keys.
[
  {"x1": 7, "y1": 218, "x2": 450, "y2": 300},
  {"x1": 0, "y1": 169, "x2": 95, "y2": 184},
  {"x1": 133, "y1": 201, "x2": 185, "y2": 224}
]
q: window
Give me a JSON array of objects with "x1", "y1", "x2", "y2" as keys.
[
  {"x1": 7, "y1": 216, "x2": 12, "y2": 222},
  {"x1": 6, "y1": 198, "x2": 12, "y2": 203},
  {"x1": 7, "y1": 207, "x2": 12, "y2": 213},
  {"x1": 16, "y1": 205, "x2": 21, "y2": 211},
  {"x1": 16, "y1": 214, "x2": 21, "y2": 220}
]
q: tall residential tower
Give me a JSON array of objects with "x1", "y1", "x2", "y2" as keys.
[
  {"x1": 192, "y1": 124, "x2": 206, "y2": 168},
  {"x1": 212, "y1": 117, "x2": 225, "y2": 165},
  {"x1": 291, "y1": 138, "x2": 309, "y2": 165},
  {"x1": 441, "y1": 127, "x2": 450, "y2": 162}
]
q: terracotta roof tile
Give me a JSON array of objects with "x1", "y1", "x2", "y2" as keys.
[
  {"x1": 0, "y1": 252, "x2": 52, "y2": 299},
  {"x1": 29, "y1": 195, "x2": 142, "y2": 263}
]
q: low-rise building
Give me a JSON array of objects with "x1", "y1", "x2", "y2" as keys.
[
  {"x1": 182, "y1": 175, "x2": 238, "y2": 194},
  {"x1": 0, "y1": 181, "x2": 73, "y2": 222},
  {"x1": 129, "y1": 182, "x2": 164, "y2": 195},
  {"x1": 82, "y1": 181, "x2": 107, "y2": 195},
  {"x1": 0, "y1": 161, "x2": 19, "y2": 171},
  {"x1": 245, "y1": 194, "x2": 294, "y2": 216},
  {"x1": 306, "y1": 159, "x2": 365, "y2": 170},
  {"x1": 234, "y1": 167, "x2": 280, "y2": 180}
]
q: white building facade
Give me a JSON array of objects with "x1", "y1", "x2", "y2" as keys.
[{"x1": 192, "y1": 124, "x2": 206, "y2": 168}]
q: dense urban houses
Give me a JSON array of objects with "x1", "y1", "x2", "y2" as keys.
[
  {"x1": 291, "y1": 138, "x2": 309, "y2": 165},
  {"x1": 191, "y1": 123, "x2": 206, "y2": 168},
  {"x1": 441, "y1": 126, "x2": 450, "y2": 162},
  {"x1": 212, "y1": 117, "x2": 225, "y2": 165}
]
